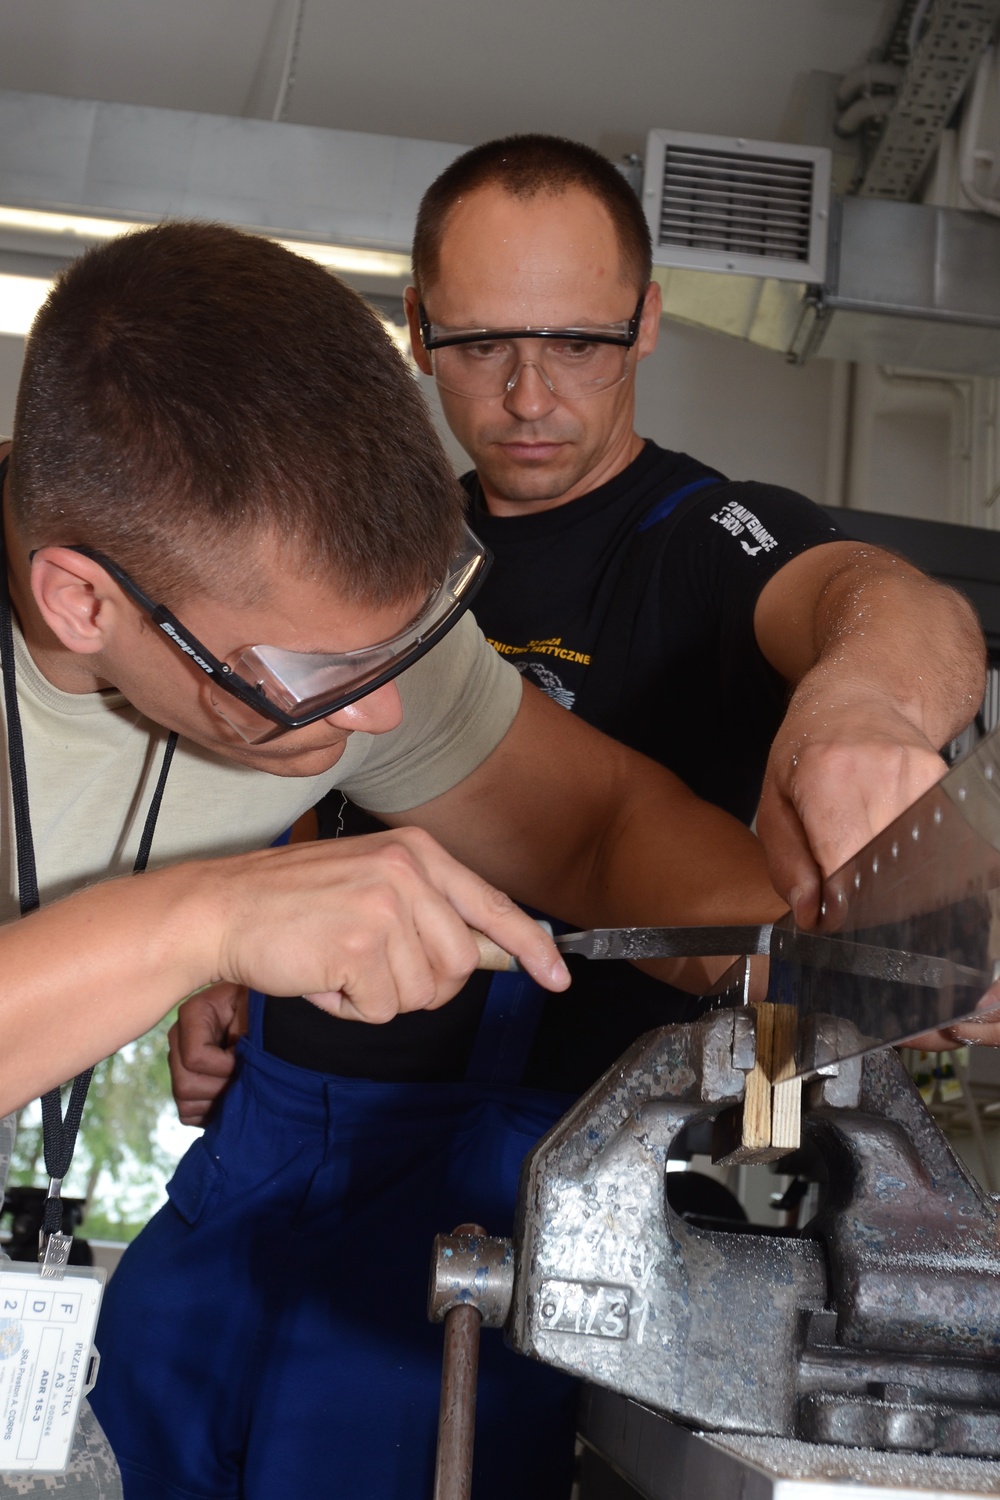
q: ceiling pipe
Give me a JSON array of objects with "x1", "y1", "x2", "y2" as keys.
[
  {"x1": 836, "y1": 63, "x2": 904, "y2": 108},
  {"x1": 836, "y1": 94, "x2": 898, "y2": 137},
  {"x1": 958, "y1": 48, "x2": 1000, "y2": 218}
]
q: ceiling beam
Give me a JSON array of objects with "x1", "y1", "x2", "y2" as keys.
[{"x1": 0, "y1": 88, "x2": 466, "y2": 264}]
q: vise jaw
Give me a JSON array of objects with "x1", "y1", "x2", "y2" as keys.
[{"x1": 506, "y1": 1010, "x2": 1000, "y2": 1460}]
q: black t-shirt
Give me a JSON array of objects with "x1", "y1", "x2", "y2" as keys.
[{"x1": 263, "y1": 442, "x2": 844, "y2": 1092}]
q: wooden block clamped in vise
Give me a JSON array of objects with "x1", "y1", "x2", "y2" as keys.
[
  {"x1": 475, "y1": 923, "x2": 803, "y2": 1159},
  {"x1": 715, "y1": 1000, "x2": 802, "y2": 1164}
]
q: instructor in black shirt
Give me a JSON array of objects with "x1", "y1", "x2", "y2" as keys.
[
  {"x1": 254, "y1": 132, "x2": 987, "y2": 1095},
  {"x1": 406, "y1": 132, "x2": 980, "y2": 915}
]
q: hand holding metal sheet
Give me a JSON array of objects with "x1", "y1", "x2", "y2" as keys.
[
  {"x1": 772, "y1": 723, "x2": 1000, "y2": 1070},
  {"x1": 477, "y1": 728, "x2": 1000, "y2": 1074},
  {"x1": 758, "y1": 704, "x2": 954, "y2": 930},
  {"x1": 751, "y1": 540, "x2": 985, "y2": 930}
]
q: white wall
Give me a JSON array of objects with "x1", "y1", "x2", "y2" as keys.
[
  {"x1": 0, "y1": 337, "x2": 23, "y2": 437},
  {"x1": 845, "y1": 363, "x2": 1000, "y2": 528},
  {"x1": 634, "y1": 321, "x2": 836, "y2": 503}
]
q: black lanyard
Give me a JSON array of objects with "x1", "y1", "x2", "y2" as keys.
[{"x1": 0, "y1": 462, "x2": 177, "y2": 1263}]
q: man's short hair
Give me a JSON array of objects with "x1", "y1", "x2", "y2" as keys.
[
  {"x1": 9, "y1": 222, "x2": 464, "y2": 606},
  {"x1": 412, "y1": 133, "x2": 653, "y2": 297}
]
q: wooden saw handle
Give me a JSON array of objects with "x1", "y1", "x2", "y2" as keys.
[{"x1": 472, "y1": 931, "x2": 519, "y2": 971}]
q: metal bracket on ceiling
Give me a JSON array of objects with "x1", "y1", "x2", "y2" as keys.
[{"x1": 859, "y1": 0, "x2": 1000, "y2": 201}]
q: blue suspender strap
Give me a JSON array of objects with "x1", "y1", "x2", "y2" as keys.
[
  {"x1": 463, "y1": 969, "x2": 548, "y2": 1087},
  {"x1": 636, "y1": 473, "x2": 721, "y2": 533},
  {"x1": 464, "y1": 912, "x2": 568, "y2": 1087}
]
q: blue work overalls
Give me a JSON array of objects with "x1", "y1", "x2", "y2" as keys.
[{"x1": 91, "y1": 975, "x2": 578, "y2": 1500}]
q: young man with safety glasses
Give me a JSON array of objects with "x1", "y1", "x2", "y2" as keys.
[{"x1": 2, "y1": 217, "x2": 787, "y2": 1498}]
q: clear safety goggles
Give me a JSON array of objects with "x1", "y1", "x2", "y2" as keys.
[
  {"x1": 68, "y1": 526, "x2": 490, "y2": 743},
  {"x1": 418, "y1": 295, "x2": 645, "y2": 400}
]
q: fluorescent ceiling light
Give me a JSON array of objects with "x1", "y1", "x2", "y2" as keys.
[
  {"x1": 0, "y1": 269, "x2": 411, "y2": 351},
  {"x1": 0, "y1": 205, "x2": 412, "y2": 340},
  {"x1": 0, "y1": 206, "x2": 147, "y2": 240},
  {"x1": 380, "y1": 317, "x2": 416, "y2": 367},
  {"x1": 0, "y1": 205, "x2": 410, "y2": 279},
  {"x1": 0, "y1": 273, "x2": 51, "y2": 337},
  {"x1": 0, "y1": 267, "x2": 411, "y2": 356},
  {"x1": 275, "y1": 238, "x2": 409, "y2": 278}
]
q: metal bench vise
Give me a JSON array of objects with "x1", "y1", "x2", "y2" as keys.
[{"x1": 430, "y1": 1008, "x2": 1000, "y2": 1487}]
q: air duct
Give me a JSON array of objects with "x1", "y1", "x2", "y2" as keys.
[{"x1": 644, "y1": 129, "x2": 1000, "y2": 376}]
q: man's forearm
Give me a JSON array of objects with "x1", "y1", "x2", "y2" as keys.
[
  {"x1": 792, "y1": 552, "x2": 985, "y2": 747},
  {"x1": 400, "y1": 686, "x2": 786, "y2": 991},
  {"x1": 0, "y1": 832, "x2": 573, "y2": 1116},
  {"x1": 755, "y1": 543, "x2": 987, "y2": 918},
  {"x1": 561, "y1": 746, "x2": 786, "y2": 990},
  {"x1": 552, "y1": 745, "x2": 781, "y2": 929},
  {"x1": 0, "y1": 866, "x2": 219, "y2": 1114}
]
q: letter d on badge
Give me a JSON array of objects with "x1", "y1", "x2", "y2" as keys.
[{"x1": 0, "y1": 1264, "x2": 105, "y2": 1473}]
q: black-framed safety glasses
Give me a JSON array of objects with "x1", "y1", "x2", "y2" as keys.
[
  {"x1": 418, "y1": 294, "x2": 647, "y2": 401},
  {"x1": 66, "y1": 526, "x2": 491, "y2": 743}
]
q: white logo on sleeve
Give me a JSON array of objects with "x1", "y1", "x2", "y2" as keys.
[{"x1": 710, "y1": 499, "x2": 778, "y2": 556}]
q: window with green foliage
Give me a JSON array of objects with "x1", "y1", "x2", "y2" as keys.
[{"x1": 7, "y1": 1010, "x2": 198, "y2": 1243}]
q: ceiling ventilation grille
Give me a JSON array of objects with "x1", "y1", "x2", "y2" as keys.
[
  {"x1": 660, "y1": 145, "x2": 813, "y2": 261},
  {"x1": 643, "y1": 130, "x2": 831, "y2": 284}
]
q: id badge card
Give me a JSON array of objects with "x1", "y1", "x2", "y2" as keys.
[{"x1": 0, "y1": 1262, "x2": 105, "y2": 1472}]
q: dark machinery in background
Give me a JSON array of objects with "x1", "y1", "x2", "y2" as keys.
[{"x1": 828, "y1": 507, "x2": 1000, "y2": 758}]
